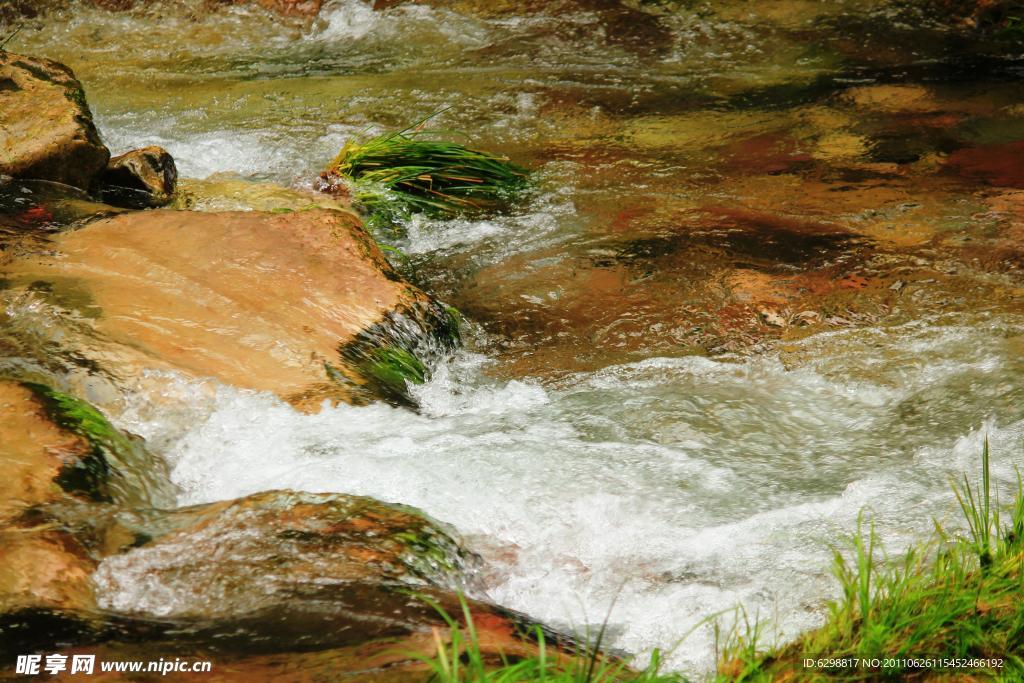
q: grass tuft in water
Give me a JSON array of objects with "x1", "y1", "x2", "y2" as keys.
[
  {"x1": 715, "y1": 440, "x2": 1024, "y2": 681},
  {"x1": 320, "y1": 114, "x2": 529, "y2": 229},
  {"x1": 412, "y1": 594, "x2": 682, "y2": 682}
]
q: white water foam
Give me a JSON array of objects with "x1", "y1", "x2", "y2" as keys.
[
  {"x1": 315, "y1": 0, "x2": 490, "y2": 47},
  {"x1": 106, "y1": 319, "x2": 1024, "y2": 675}
]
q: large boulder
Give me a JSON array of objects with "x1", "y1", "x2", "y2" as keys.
[
  {"x1": 0, "y1": 52, "x2": 109, "y2": 191},
  {"x1": 2, "y1": 209, "x2": 458, "y2": 407},
  {"x1": 93, "y1": 490, "x2": 479, "y2": 621}
]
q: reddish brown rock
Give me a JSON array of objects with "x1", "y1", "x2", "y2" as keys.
[
  {"x1": 37, "y1": 490, "x2": 589, "y2": 681},
  {"x1": 945, "y1": 141, "x2": 1024, "y2": 189}
]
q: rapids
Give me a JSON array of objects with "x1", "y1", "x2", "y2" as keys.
[
  {"x1": 9, "y1": 0, "x2": 1024, "y2": 675},
  {"x1": 111, "y1": 318, "x2": 1024, "y2": 673}
]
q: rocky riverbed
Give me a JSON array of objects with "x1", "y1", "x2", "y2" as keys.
[{"x1": 3, "y1": 0, "x2": 1024, "y2": 679}]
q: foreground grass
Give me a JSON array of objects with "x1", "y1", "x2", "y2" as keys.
[
  {"x1": 416, "y1": 596, "x2": 682, "y2": 682},
  {"x1": 717, "y1": 439, "x2": 1024, "y2": 681}
]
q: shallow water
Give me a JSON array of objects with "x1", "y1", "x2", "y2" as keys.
[{"x1": 9, "y1": 0, "x2": 1024, "y2": 675}]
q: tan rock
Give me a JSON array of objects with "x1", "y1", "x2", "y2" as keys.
[
  {"x1": 3, "y1": 209, "x2": 456, "y2": 406},
  {"x1": 0, "y1": 381, "x2": 107, "y2": 617},
  {"x1": 0, "y1": 52, "x2": 109, "y2": 190},
  {"x1": 0, "y1": 529, "x2": 97, "y2": 615},
  {"x1": 173, "y1": 175, "x2": 352, "y2": 213},
  {"x1": 0, "y1": 381, "x2": 91, "y2": 519}
]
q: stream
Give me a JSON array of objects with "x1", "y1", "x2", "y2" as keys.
[{"x1": 11, "y1": 0, "x2": 1024, "y2": 675}]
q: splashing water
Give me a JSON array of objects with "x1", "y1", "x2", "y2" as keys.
[{"x1": 108, "y1": 316, "x2": 1024, "y2": 673}]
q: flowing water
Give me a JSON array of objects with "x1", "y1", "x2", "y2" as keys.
[{"x1": 9, "y1": 0, "x2": 1024, "y2": 675}]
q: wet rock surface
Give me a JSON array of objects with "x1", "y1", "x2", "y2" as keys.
[
  {"x1": 1, "y1": 208, "x2": 458, "y2": 408},
  {"x1": 93, "y1": 490, "x2": 480, "y2": 621},
  {"x1": 98, "y1": 146, "x2": 177, "y2": 209},
  {"x1": 0, "y1": 52, "x2": 108, "y2": 191},
  {"x1": 1, "y1": 379, "x2": 579, "y2": 671},
  {"x1": 3, "y1": 487, "x2": 586, "y2": 677},
  {"x1": 0, "y1": 381, "x2": 129, "y2": 633}
]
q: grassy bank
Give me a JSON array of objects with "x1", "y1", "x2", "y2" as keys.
[{"x1": 716, "y1": 439, "x2": 1024, "y2": 682}]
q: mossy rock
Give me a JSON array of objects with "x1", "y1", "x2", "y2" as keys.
[
  {"x1": 20, "y1": 382, "x2": 175, "y2": 509},
  {"x1": 93, "y1": 490, "x2": 480, "y2": 622},
  {"x1": 339, "y1": 300, "x2": 461, "y2": 406}
]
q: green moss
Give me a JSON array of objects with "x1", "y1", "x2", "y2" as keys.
[
  {"x1": 338, "y1": 302, "x2": 461, "y2": 405},
  {"x1": 360, "y1": 346, "x2": 427, "y2": 397},
  {"x1": 23, "y1": 382, "x2": 127, "y2": 450},
  {"x1": 395, "y1": 529, "x2": 460, "y2": 576},
  {"x1": 19, "y1": 382, "x2": 173, "y2": 509},
  {"x1": 65, "y1": 85, "x2": 88, "y2": 110},
  {"x1": 441, "y1": 305, "x2": 462, "y2": 345},
  {"x1": 21, "y1": 382, "x2": 122, "y2": 502}
]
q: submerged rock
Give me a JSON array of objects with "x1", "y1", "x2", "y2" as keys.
[
  {"x1": 0, "y1": 52, "x2": 109, "y2": 191},
  {"x1": 94, "y1": 490, "x2": 479, "y2": 620},
  {"x1": 2, "y1": 209, "x2": 458, "y2": 407},
  {"x1": 59, "y1": 489, "x2": 584, "y2": 680},
  {"x1": 98, "y1": 146, "x2": 177, "y2": 209},
  {"x1": 172, "y1": 175, "x2": 352, "y2": 213}
]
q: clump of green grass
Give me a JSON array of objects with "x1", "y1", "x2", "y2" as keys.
[
  {"x1": 413, "y1": 595, "x2": 682, "y2": 683},
  {"x1": 320, "y1": 114, "x2": 529, "y2": 228},
  {"x1": 715, "y1": 439, "x2": 1024, "y2": 681}
]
